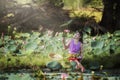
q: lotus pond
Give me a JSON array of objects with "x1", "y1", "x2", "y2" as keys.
[{"x1": 0, "y1": 29, "x2": 120, "y2": 80}]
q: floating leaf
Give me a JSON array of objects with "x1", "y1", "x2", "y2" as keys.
[{"x1": 46, "y1": 61, "x2": 62, "y2": 70}]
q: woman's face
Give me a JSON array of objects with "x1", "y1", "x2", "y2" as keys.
[{"x1": 73, "y1": 32, "x2": 80, "y2": 39}]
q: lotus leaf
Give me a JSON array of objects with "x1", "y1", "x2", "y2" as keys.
[
  {"x1": 70, "y1": 61, "x2": 77, "y2": 71},
  {"x1": 93, "y1": 48, "x2": 103, "y2": 55},
  {"x1": 89, "y1": 62, "x2": 99, "y2": 70},
  {"x1": 114, "y1": 30, "x2": 120, "y2": 36},
  {"x1": 0, "y1": 39, "x2": 3, "y2": 45},
  {"x1": 19, "y1": 33, "x2": 30, "y2": 38},
  {"x1": 25, "y1": 42, "x2": 37, "y2": 50},
  {"x1": 9, "y1": 40, "x2": 15, "y2": 44},
  {"x1": 84, "y1": 27, "x2": 91, "y2": 34},
  {"x1": 8, "y1": 45, "x2": 17, "y2": 52},
  {"x1": 4, "y1": 36, "x2": 10, "y2": 41},
  {"x1": 83, "y1": 32, "x2": 89, "y2": 38},
  {"x1": 91, "y1": 40, "x2": 104, "y2": 49},
  {"x1": 46, "y1": 61, "x2": 62, "y2": 70},
  {"x1": 101, "y1": 34, "x2": 109, "y2": 39}
]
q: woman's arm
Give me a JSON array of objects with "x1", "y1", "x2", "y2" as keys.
[{"x1": 62, "y1": 37, "x2": 71, "y2": 50}]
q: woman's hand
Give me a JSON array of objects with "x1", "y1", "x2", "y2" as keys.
[
  {"x1": 64, "y1": 29, "x2": 70, "y2": 33},
  {"x1": 62, "y1": 29, "x2": 70, "y2": 37},
  {"x1": 62, "y1": 29, "x2": 71, "y2": 50}
]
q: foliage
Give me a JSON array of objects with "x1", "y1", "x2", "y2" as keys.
[
  {"x1": 83, "y1": 30, "x2": 120, "y2": 68},
  {"x1": 36, "y1": 0, "x2": 103, "y2": 10},
  {"x1": 60, "y1": 8, "x2": 102, "y2": 36},
  {"x1": 0, "y1": 27, "x2": 120, "y2": 70},
  {"x1": 83, "y1": 30, "x2": 120, "y2": 56},
  {"x1": 63, "y1": 0, "x2": 103, "y2": 10},
  {"x1": 89, "y1": 0, "x2": 103, "y2": 8},
  {"x1": 49, "y1": 0, "x2": 64, "y2": 8},
  {"x1": 69, "y1": 9, "x2": 102, "y2": 22}
]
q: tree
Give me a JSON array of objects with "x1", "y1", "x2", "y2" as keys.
[{"x1": 100, "y1": 0, "x2": 120, "y2": 32}]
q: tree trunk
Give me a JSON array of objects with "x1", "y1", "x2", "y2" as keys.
[
  {"x1": 100, "y1": 0, "x2": 114, "y2": 32},
  {"x1": 100, "y1": 0, "x2": 120, "y2": 32},
  {"x1": 115, "y1": 1, "x2": 120, "y2": 30}
]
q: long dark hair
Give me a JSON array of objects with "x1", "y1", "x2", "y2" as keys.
[
  {"x1": 73, "y1": 31, "x2": 83, "y2": 43},
  {"x1": 75, "y1": 31, "x2": 83, "y2": 43},
  {"x1": 79, "y1": 31, "x2": 83, "y2": 43}
]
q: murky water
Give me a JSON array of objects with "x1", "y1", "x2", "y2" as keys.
[{"x1": 0, "y1": 71, "x2": 120, "y2": 80}]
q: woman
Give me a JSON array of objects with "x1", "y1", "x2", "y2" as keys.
[{"x1": 62, "y1": 31, "x2": 85, "y2": 72}]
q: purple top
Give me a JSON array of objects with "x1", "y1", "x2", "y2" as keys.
[{"x1": 69, "y1": 39, "x2": 81, "y2": 54}]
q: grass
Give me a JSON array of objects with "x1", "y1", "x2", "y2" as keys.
[{"x1": 0, "y1": 54, "x2": 51, "y2": 70}]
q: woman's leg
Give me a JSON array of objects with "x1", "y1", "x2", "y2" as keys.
[
  {"x1": 68, "y1": 54, "x2": 85, "y2": 72},
  {"x1": 75, "y1": 60, "x2": 85, "y2": 72}
]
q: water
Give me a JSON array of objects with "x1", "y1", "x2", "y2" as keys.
[{"x1": 0, "y1": 71, "x2": 120, "y2": 80}]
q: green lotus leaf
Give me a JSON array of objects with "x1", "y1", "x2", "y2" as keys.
[
  {"x1": 0, "y1": 48, "x2": 4, "y2": 53},
  {"x1": 103, "y1": 45, "x2": 110, "y2": 51},
  {"x1": 89, "y1": 62, "x2": 99, "y2": 70},
  {"x1": 29, "y1": 32, "x2": 40, "y2": 41},
  {"x1": 15, "y1": 33, "x2": 30, "y2": 39},
  {"x1": 110, "y1": 45, "x2": 116, "y2": 50},
  {"x1": 4, "y1": 36, "x2": 10, "y2": 41},
  {"x1": 115, "y1": 46, "x2": 120, "y2": 53},
  {"x1": 91, "y1": 40, "x2": 104, "y2": 49},
  {"x1": 70, "y1": 61, "x2": 77, "y2": 67},
  {"x1": 93, "y1": 48, "x2": 103, "y2": 55},
  {"x1": 46, "y1": 61, "x2": 62, "y2": 70},
  {"x1": 0, "y1": 39, "x2": 2, "y2": 45},
  {"x1": 20, "y1": 33, "x2": 30, "y2": 38},
  {"x1": 8, "y1": 45, "x2": 17, "y2": 52},
  {"x1": 101, "y1": 34, "x2": 109, "y2": 39},
  {"x1": 83, "y1": 32, "x2": 89, "y2": 38},
  {"x1": 25, "y1": 42, "x2": 37, "y2": 51},
  {"x1": 70, "y1": 61, "x2": 77, "y2": 71},
  {"x1": 9, "y1": 40, "x2": 15, "y2": 44},
  {"x1": 114, "y1": 30, "x2": 120, "y2": 36},
  {"x1": 84, "y1": 27, "x2": 91, "y2": 34}
]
